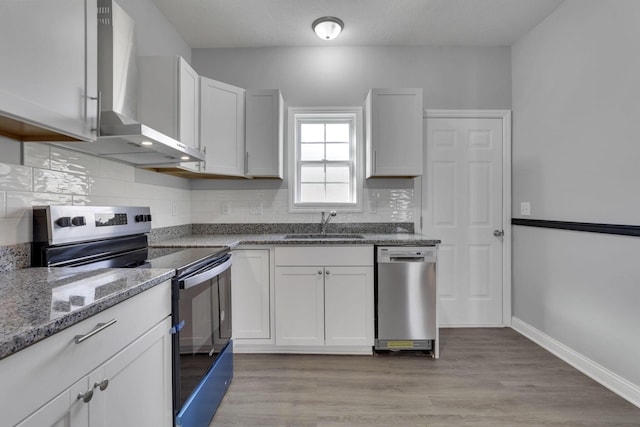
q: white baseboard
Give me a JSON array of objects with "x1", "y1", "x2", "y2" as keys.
[{"x1": 511, "y1": 317, "x2": 640, "y2": 408}]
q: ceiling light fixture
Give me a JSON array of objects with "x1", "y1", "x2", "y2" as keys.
[{"x1": 312, "y1": 16, "x2": 344, "y2": 41}]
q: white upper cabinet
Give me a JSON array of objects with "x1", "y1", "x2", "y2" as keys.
[
  {"x1": 0, "y1": 0, "x2": 98, "y2": 142},
  {"x1": 365, "y1": 88, "x2": 423, "y2": 177},
  {"x1": 138, "y1": 56, "x2": 200, "y2": 149},
  {"x1": 245, "y1": 89, "x2": 284, "y2": 178},
  {"x1": 199, "y1": 76, "x2": 246, "y2": 177},
  {"x1": 138, "y1": 56, "x2": 200, "y2": 171}
]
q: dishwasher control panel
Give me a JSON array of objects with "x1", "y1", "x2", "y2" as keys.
[{"x1": 377, "y1": 246, "x2": 437, "y2": 263}]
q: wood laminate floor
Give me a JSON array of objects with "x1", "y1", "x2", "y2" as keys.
[{"x1": 210, "y1": 328, "x2": 640, "y2": 426}]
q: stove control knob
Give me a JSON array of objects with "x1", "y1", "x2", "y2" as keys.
[
  {"x1": 56, "y1": 217, "x2": 72, "y2": 228},
  {"x1": 71, "y1": 216, "x2": 86, "y2": 226},
  {"x1": 145, "y1": 214, "x2": 152, "y2": 222},
  {"x1": 135, "y1": 214, "x2": 144, "y2": 223}
]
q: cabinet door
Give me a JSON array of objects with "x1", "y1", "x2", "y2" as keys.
[
  {"x1": 232, "y1": 249, "x2": 271, "y2": 339},
  {"x1": 275, "y1": 267, "x2": 324, "y2": 346},
  {"x1": 324, "y1": 266, "x2": 374, "y2": 347},
  {"x1": 16, "y1": 377, "x2": 89, "y2": 427},
  {"x1": 199, "y1": 77, "x2": 245, "y2": 176},
  {"x1": 366, "y1": 88, "x2": 423, "y2": 177},
  {"x1": 178, "y1": 58, "x2": 200, "y2": 150},
  {"x1": 0, "y1": 0, "x2": 98, "y2": 141},
  {"x1": 89, "y1": 317, "x2": 172, "y2": 427},
  {"x1": 245, "y1": 89, "x2": 283, "y2": 178},
  {"x1": 138, "y1": 56, "x2": 200, "y2": 172}
]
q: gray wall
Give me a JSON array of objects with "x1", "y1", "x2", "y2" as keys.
[
  {"x1": 192, "y1": 46, "x2": 511, "y2": 109},
  {"x1": 512, "y1": 0, "x2": 640, "y2": 390}
]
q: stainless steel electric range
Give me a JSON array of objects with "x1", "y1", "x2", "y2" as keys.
[{"x1": 32, "y1": 205, "x2": 233, "y2": 427}]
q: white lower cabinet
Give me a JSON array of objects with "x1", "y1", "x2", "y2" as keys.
[
  {"x1": 2, "y1": 282, "x2": 172, "y2": 427},
  {"x1": 17, "y1": 317, "x2": 172, "y2": 427},
  {"x1": 324, "y1": 267, "x2": 374, "y2": 347},
  {"x1": 231, "y1": 249, "x2": 271, "y2": 340},
  {"x1": 274, "y1": 246, "x2": 374, "y2": 353},
  {"x1": 275, "y1": 266, "x2": 373, "y2": 348},
  {"x1": 274, "y1": 266, "x2": 325, "y2": 346}
]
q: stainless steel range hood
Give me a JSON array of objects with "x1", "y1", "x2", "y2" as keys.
[{"x1": 55, "y1": 0, "x2": 204, "y2": 166}]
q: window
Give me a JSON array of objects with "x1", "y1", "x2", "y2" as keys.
[{"x1": 288, "y1": 107, "x2": 363, "y2": 212}]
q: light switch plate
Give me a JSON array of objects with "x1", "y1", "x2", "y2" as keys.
[{"x1": 520, "y1": 202, "x2": 531, "y2": 216}]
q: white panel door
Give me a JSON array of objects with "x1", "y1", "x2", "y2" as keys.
[
  {"x1": 199, "y1": 76, "x2": 245, "y2": 176},
  {"x1": 423, "y1": 117, "x2": 504, "y2": 326}
]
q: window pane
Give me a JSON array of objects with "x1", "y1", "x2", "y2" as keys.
[
  {"x1": 326, "y1": 184, "x2": 350, "y2": 203},
  {"x1": 300, "y1": 165, "x2": 325, "y2": 182},
  {"x1": 326, "y1": 123, "x2": 349, "y2": 142},
  {"x1": 300, "y1": 123, "x2": 325, "y2": 142},
  {"x1": 300, "y1": 143, "x2": 324, "y2": 161},
  {"x1": 300, "y1": 183, "x2": 325, "y2": 203},
  {"x1": 325, "y1": 165, "x2": 350, "y2": 182},
  {"x1": 326, "y1": 143, "x2": 350, "y2": 161}
]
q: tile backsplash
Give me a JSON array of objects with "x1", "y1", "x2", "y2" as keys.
[
  {"x1": 1, "y1": 143, "x2": 420, "y2": 254},
  {"x1": 191, "y1": 187, "x2": 415, "y2": 225},
  {"x1": 0, "y1": 143, "x2": 192, "y2": 246}
]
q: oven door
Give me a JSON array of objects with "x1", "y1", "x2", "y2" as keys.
[{"x1": 173, "y1": 254, "x2": 233, "y2": 427}]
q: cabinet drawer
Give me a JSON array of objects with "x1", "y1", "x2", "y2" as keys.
[
  {"x1": 275, "y1": 246, "x2": 373, "y2": 266},
  {"x1": 0, "y1": 281, "x2": 171, "y2": 426}
]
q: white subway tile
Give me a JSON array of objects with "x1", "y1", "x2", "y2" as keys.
[
  {"x1": 99, "y1": 158, "x2": 135, "y2": 181},
  {"x1": 6, "y1": 191, "x2": 73, "y2": 218},
  {"x1": 0, "y1": 191, "x2": 5, "y2": 217},
  {"x1": 33, "y1": 169, "x2": 88, "y2": 195},
  {"x1": 50, "y1": 147, "x2": 101, "y2": 176},
  {"x1": 0, "y1": 163, "x2": 32, "y2": 191},
  {"x1": 23, "y1": 143, "x2": 51, "y2": 169},
  {"x1": 0, "y1": 217, "x2": 30, "y2": 245}
]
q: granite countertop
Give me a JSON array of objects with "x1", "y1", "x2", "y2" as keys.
[
  {"x1": 0, "y1": 267, "x2": 174, "y2": 360},
  {"x1": 151, "y1": 233, "x2": 441, "y2": 249}
]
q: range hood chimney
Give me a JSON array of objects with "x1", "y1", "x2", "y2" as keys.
[{"x1": 56, "y1": 0, "x2": 204, "y2": 166}]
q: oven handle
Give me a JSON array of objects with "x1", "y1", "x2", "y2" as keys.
[{"x1": 179, "y1": 256, "x2": 233, "y2": 289}]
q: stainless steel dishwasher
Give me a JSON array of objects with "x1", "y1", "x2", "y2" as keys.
[{"x1": 375, "y1": 246, "x2": 437, "y2": 354}]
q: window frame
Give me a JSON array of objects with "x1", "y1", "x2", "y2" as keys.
[{"x1": 288, "y1": 107, "x2": 363, "y2": 213}]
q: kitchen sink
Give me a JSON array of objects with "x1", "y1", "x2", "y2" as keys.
[{"x1": 284, "y1": 233, "x2": 365, "y2": 239}]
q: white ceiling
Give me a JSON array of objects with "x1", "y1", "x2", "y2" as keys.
[{"x1": 152, "y1": 0, "x2": 564, "y2": 49}]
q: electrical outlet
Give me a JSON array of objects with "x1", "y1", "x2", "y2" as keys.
[
  {"x1": 221, "y1": 201, "x2": 232, "y2": 215},
  {"x1": 171, "y1": 201, "x2": 178, "y2": 216},
  {"x1": 520, "y1": 202, "x2": 531, "y2": 216}
]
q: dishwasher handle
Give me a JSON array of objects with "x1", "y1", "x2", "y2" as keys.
[
  {"x1": 388, "y1": 256, "x2": 426, "y2": 262},
  {"x1": 377, "y1": 246, "x2": 437, "y2": 263}
]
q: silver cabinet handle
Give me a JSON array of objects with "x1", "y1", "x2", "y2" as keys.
[
  {"x1": 201, "y1": 146, "x2": 207, "y2": 171},
  {"x1": 94, "y1": 379, "x2": 109, "y2": 391},
  {"x1": 74, "y1": 319, "x2": 117, "y2": 344},
  {"x1": 77, "y1": 389, "x2": 94, "y2": 403},
  {"x1": 89, "y1": 91, "x2": 101, "y2": 135}
]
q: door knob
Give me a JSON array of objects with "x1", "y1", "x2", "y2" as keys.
[{"x1": 493, "y1": 229, "x2": 504, "y2": 237}]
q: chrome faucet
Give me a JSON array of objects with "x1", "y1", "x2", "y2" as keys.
[{"x1": 321, "y1": 210, "x2": 337, "y2": 234}]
